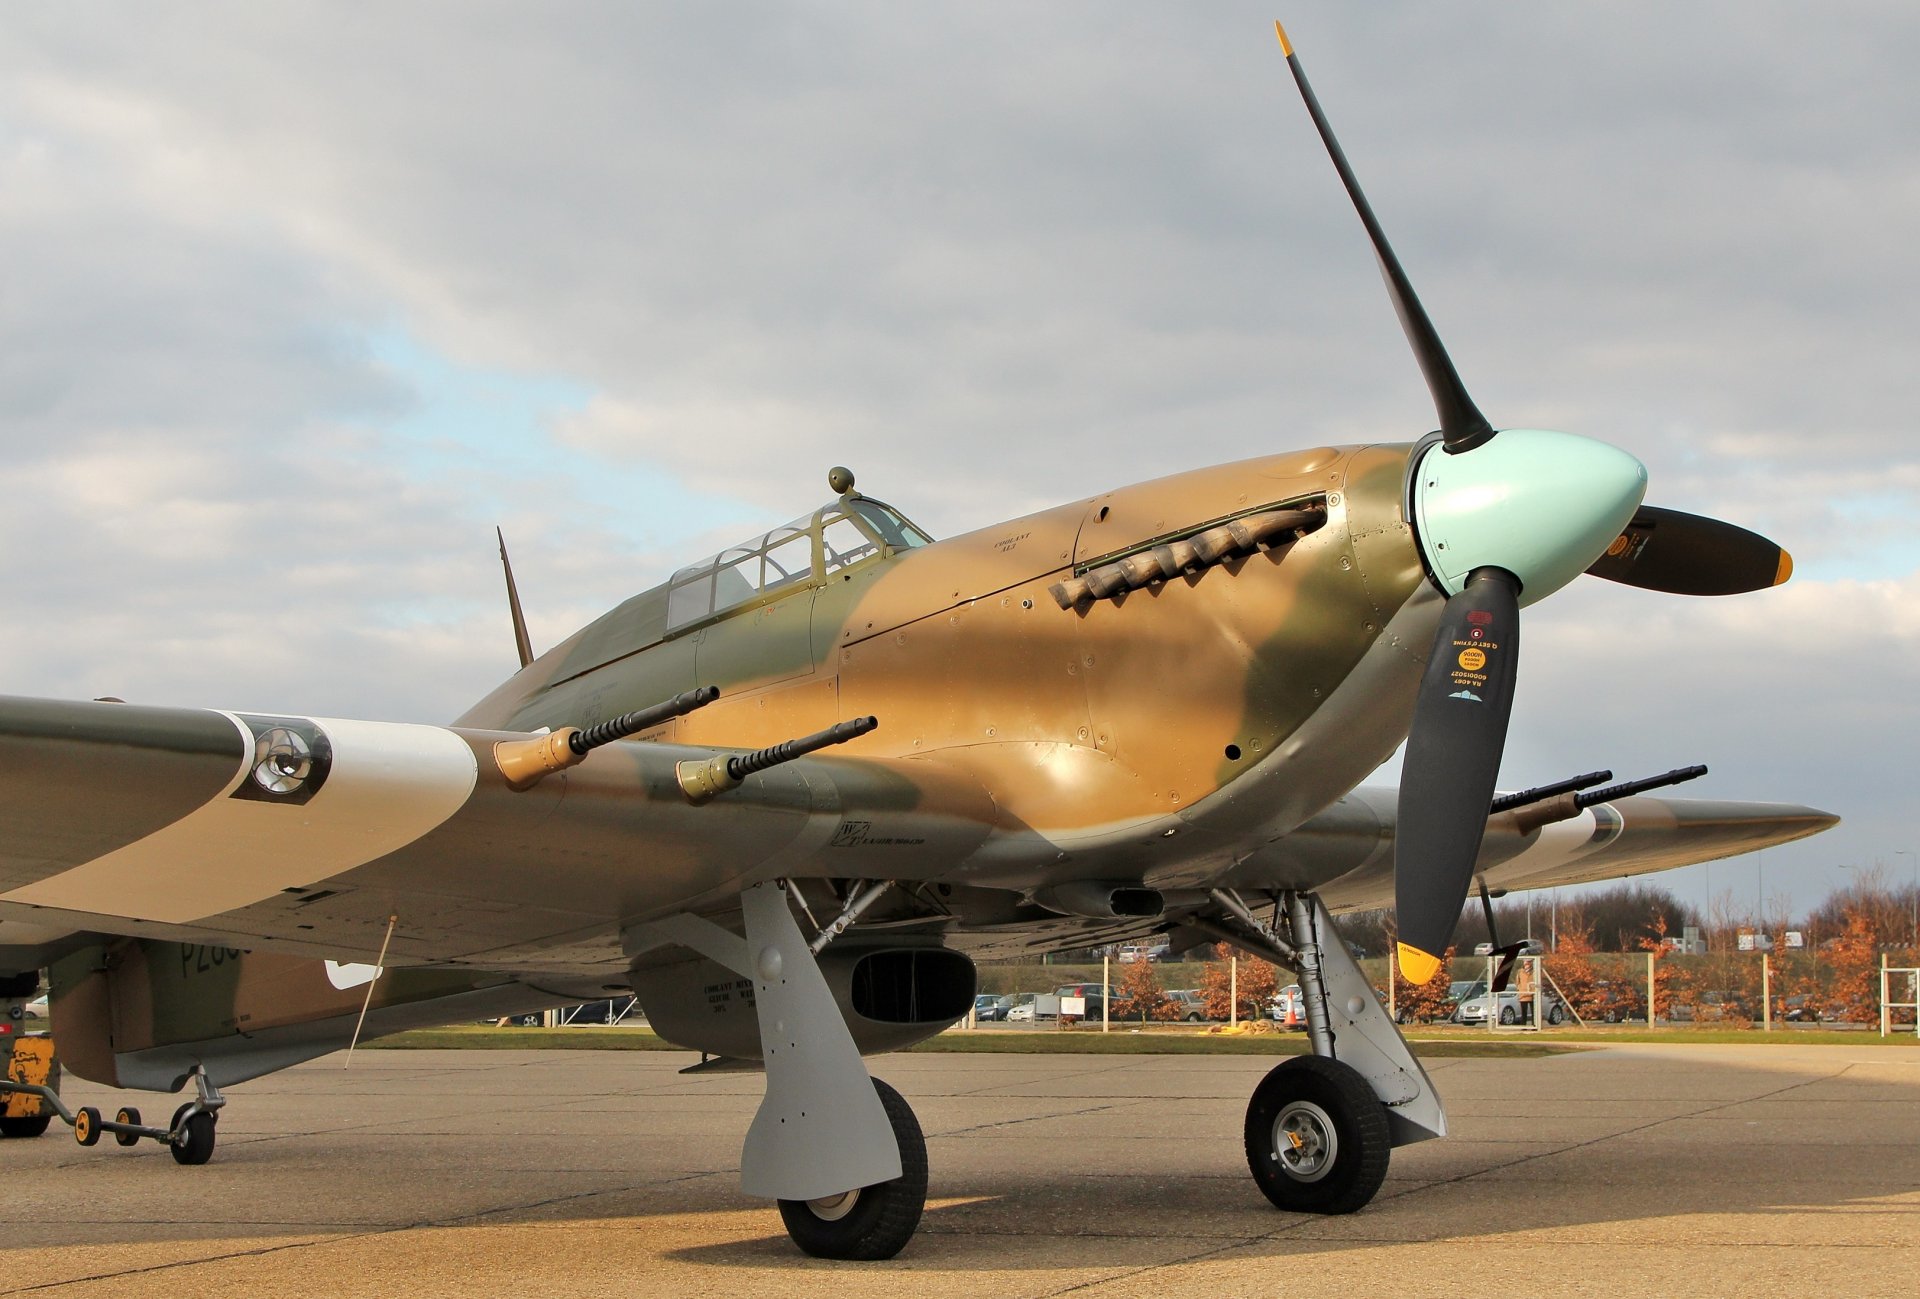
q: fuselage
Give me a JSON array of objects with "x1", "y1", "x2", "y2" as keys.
[{"x1": 458, "y1": 441, "x2": 1440, "y2": 890}]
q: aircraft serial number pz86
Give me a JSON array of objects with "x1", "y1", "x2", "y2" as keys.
[{"x1": 180, "y1": 946, "x2": 245, "y2": 978}]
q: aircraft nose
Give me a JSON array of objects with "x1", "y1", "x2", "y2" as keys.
[{"x1": 1410, "y1": 429, "x2": 1647, "y2": 605}]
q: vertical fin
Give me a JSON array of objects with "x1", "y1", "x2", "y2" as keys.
[{"x1": 496, "y1": 527, "x2": 535, "y2": 669}]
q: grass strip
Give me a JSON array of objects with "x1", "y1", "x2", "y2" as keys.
[{"x1": 365, "y1": 1024, "x2": 1570, "y2": 1058}]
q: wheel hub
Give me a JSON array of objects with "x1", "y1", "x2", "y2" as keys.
[
  {"x1": 1272, "y1": 1099, "x2": 1338, "y2": 1182},
  {"x1": 804, "y1": 1189, "x2": 861, "y2": 1222}
]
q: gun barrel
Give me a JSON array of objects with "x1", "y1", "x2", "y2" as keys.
[
  {"x1": 570, "y1": 686, "x2": 721, "y2": 755},
  {"x1": 1489, "y1": 769, "x2": 1613, "y2": 815},
  {"x1": 1573, "y1": 764, "x2": 1709, "y2": 809},
  {"x1": 727, "y1": 716, "x2": 878, "y2": 780}
]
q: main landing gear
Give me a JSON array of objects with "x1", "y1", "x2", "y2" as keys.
[
  {"x1": 1201, "y1": 890, "x2": 1449, "y2": 1217},
  {"x1": 624, "y1": 880, "x2": 928, "y2": 1261}
]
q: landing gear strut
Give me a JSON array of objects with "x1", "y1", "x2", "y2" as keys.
[
  {"x1": 1201, "y1": 890, "x2": 1449, "y2": 1217},
  {"x1": 623, "y1": 880, "x2": 929, "y2": 1261}
]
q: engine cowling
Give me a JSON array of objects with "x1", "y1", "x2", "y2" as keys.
[{"x1": 632, "y1": 941, "x2": 976, "y2": 1060}]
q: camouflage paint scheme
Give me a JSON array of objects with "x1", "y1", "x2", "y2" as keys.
[{"x1": 0, "y1": 440, "x2": 1834, "y2": 1088}]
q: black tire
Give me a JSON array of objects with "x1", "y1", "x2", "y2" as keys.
[
  {"x1": 114, "y1": 1107, "x2": 143, "y2": 1147},
  {"x1": 777, "y1": 1078, "x2": 926, "y2": 1260},
  {"x1": 1498, "y1": 1006, "x2": 1519, "y2": 1026},
  {"x1": 1244, "y1": 1055, "x2": 1391, "y2": 1215},
  {"x1": 170, "y1": 1110, "x2": 216, "y2": 1165},
  {"x1": 74, "y1": 1106, "x2": 103, "y2": 1146},
  {"x1": 0, "y1": 1113, "x2": 52, "y2": 1139},
  {"x1": 1546, "y1": 1004, "x2": 1567, "y2": 1026}
]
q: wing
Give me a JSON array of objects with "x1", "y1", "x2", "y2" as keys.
[
  {"x1": 0, "y1": 695, "x2": 1000, "y2": 981},
  {"x1": 0, "y1": 695, "x2": 1839, "y2": 972},
  {"x1": 1213, "y1": 785, "x2": 1838, "y2": 914}
]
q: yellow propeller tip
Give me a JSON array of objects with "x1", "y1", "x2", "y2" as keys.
[
  {"x1": 1774, "y1": 549, "x2": 1793, "y2": 586},
  {"x1": 1273, "y1": 20, "x2": 1294, "y2": 56},
  {"x1": 1397, "y1": 943, "x2": 1442, "y2": 985}
]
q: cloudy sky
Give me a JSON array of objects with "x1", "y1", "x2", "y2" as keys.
[{"x1": 2, "y1": 2, "x2": 1914, "y2": 917}]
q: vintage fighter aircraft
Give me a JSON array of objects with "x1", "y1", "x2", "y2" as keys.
[{"x1": 0, "y1": 22, "x2": 1834, "y2": 1260}]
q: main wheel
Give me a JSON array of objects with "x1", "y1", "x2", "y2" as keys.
[
  {"x1": 169, "y1": 1109, "x2": 216, "y2": 1165},
  {"x1": 1244, "y1": 1055, "x2": 1390, "y2": 1215},
  {"x1": 776, "y1": 1078, "x2": 926, "y2": 1260}
]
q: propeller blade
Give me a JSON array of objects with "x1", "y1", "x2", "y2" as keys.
[
  {"x1": 1395, "y1": 566, "x2": 1521, "y2": 983},
  {"x1": 1586, "y1": 506, "x2": 1792, "y2": 596},
  {"x1": 1273, "y1": 21, "x2": 1493, "y2": 452}
]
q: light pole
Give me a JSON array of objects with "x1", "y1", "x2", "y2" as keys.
[
  {"x1": 1837, "y1": 863, "x2": 1862, "y2": 953},
  {"x1": 1896, "y1": 850, "x2": 1917, "y2": 950}
]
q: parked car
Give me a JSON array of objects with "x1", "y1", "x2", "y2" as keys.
[
  {"x1": 972, "y1": 993, "x2": 1002, "y2": 1020},
  {"x1": 1671, "y1": 990, "x2": 1751, "y2": 1023},
  {"x1": 999, "y1": 993, "x2": 1040, "y2": 1023},
  {"x1": 1163, "y1": 989, "x2": 1209, "y2": 1022},
  {"x1": 1779, "y1": 994, "x2": 1823, "y2": 1023},
  {"x1": 1454, "y1": 987, "x2": 1569, "y2": 1026}
]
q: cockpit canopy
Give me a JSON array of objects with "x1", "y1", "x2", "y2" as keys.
[{"x1": 665, "y1": 496, "x2": 932, "y2": 632}]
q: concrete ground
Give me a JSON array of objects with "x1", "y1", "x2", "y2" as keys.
[{"x1": 5, "y1": 1043, "x2": 1917, "y2": 1297}]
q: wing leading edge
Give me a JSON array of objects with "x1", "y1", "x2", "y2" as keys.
[
  {"x1": 1222, "y1": 785, "x2": 1838, "y2": 915},
  {"x1": 0, "y1": 695, "x2": 999, "y2": 975}
]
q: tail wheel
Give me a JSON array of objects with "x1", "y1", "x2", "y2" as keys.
[
  {"x1": 776, "y1": 1078, "x2": 926, "y2": 1260},
  {"x1": 1244, "y1": 1055, "x2": 1391, "y2": 1215}
]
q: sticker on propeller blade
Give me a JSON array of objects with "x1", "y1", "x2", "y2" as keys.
[
  {"x1": 1457, "y1": 647, "x2": 1487, "y2": 672},
  {"x1": 1467, "y1": 610, "x2": 1493, "y2": 625},
  {"x1": 1449, "y1": 689, "x2": 1483, "y2": 702},
  {"x1": 230, "y1": 715, "x2": 333, "y2": 806}
]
